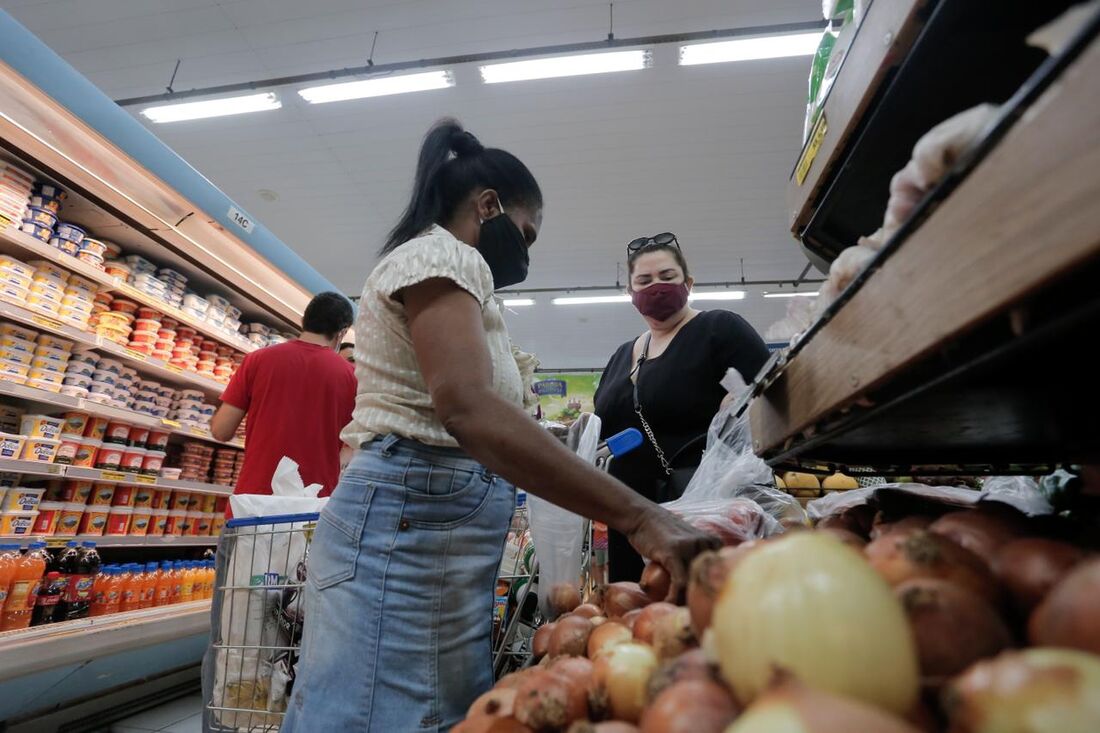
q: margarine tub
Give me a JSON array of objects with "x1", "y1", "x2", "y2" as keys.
[
  {"x1": 0, "y1": 283, "x2": 29, "y2": 303},
  {"x1": 21, "y1": 436, "x2": 60, "y2": 462},
  {"x1": 1, "y1": 487, "x2": 44, "y2": 512},
  {"x1": 77, "y1": 506, "x2": 108, "y2": 536},
  {"x1": 54, "y1": 503, "x2": 84, "y2": 536},
  {"x1": 1, "y1": 349, "x2": 34, "y2": 367},
  {"x1": 0, "y1": 337, "x2": 35, "y2": 355},
  {"x1": 36, "y1": 334, "x2": 73, "y2": 352},
  {"x1": 0, "y1": 432, "x2": 26, "y2": 459},
  {"x1": 20, "y1": 414, "x2": 64, "y2": 439},
  {"x1": 0, "y1": 257, "x2": 33, "y2": 279},
  {"x1": 0, "y1": 323, "x2": 36, "y2": 342},
  {"x1": 30, "y1": 358, "x2": 66, "y2": 374},
  {"x1": 32, "y1": 501, "x2": 65, "y2": 535},
  {"x1": 0, "y1": 273, "x2": 31, "y2": 291},
  {"x1": 0, "y1": 360, "x2": 29, "y2": 383},
  {"x1": 0, "y1": 510, "x2": 38, "y2": 536}
]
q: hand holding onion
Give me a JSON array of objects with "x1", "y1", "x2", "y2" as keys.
[{"x1": 625, "y1": 506, "x2": 721, "y2": 602}]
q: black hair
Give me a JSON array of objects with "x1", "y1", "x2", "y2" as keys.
[
  {"x1": 338, "y1": 342, "x2": 355, "y2": 351},
  {"x1": 382, "y1": 118, "x2": 543, "y2": 254},
  {"x1": 301, "y1": 292, "x2": 354, "y2": 339},
  {"x1": 627, "y1": 243, "x2": 691, "y2": 283}
]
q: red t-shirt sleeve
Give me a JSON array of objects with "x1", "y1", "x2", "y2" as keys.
[
  {"x1": 338, "y1": 361, "x2": 356, "y2": 437},
  {"x1": 220, "y1": 353, "x2": 254, "y2": 410}
]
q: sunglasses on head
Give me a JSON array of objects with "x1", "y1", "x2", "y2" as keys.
[{"x1": 627, "y1": 232, "x2": 680, "y2": 254}]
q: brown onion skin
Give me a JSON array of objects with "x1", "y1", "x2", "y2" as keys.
[
  {"x1": 646, "y1": 648, "x2": 719, "y2": 703},
  {"x1": 640, "y1": 562, "x2": 672, "y2": 603},
  {"x1": 466, "y1": 687, "x2": 518, "y2": 722},
  {"x1": 587, "y1": 621, "x2": 632, "y2": 659},
  {"x1": 994, "y1": 538, "x2": 1087, "y2": 615},
  {"x1": 895, "y1": 578, "x2": 1013, "y2": 681},
  {"x1": 549, "y1": 615, "x2": 594, "y2": 658},
  {"x1": 638, "y1": 679, "x2": 738, "y2": 733},
  {"x1": 738, "y1": 679, "x2": 923, "y2": 732},
  {"x1": 632, "y1": 602, "x2": 677, "y2": 645},
  {"x1": 686, "y1": 543, "x2": 758, "y2": 636},
  {"x1": 566, "y1": 723, "x2": 640, "y2": 733},
  {"x1": 620, "y1": 608, "x2": 643, "y2": 633},
  {"x1": 514, "y1": 669, "x2": 588, "y2": 731},
  {"x1": 604, "y1": 582, "x2": 651, "y2": 618},
  {"x1": 818, "y1": 526, "x2": 869, "y2": 549},
  {"x1": 550, "y1": 583, "x2": 583, "y2": 617},
  {"x1": 871, "y1": 515, "x2": 934, "y2": 540},
  {"x1": 573, "y1": 603, "x2": 603, "y2": 619},
  {"x1": 549, "y1": 656, "x2": 596, "y2": 698},
  {"x1": 532, "y1": 623, "x2": 555, "y2": 660},
  {"x1": 1029, "y1": 557, "x2": 1100, "y2": 654},
  {"x1": 865, "y1": 529, "x2": 1000, "y2": 603},
  {"x1": 929, "y1": 508, "x2": 1030, "y2": 568},
  {"x1": 651, "y1": 607, "x2": 697, "y2": 660}
]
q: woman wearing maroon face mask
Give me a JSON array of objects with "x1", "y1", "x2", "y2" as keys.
[{"x1": 594, "y1": 233, "x2": 770, "y2": 582}]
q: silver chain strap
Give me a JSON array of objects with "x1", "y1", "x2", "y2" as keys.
[{"x1": 634, "y1": 402, "x2": 673, "y2": 476}]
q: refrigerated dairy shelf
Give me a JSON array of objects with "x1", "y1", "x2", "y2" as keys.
[
  {"x1": 0, "y1": 458, "x2": 234, "y2": 495},
  {"x1": 0, "y1": 534, "x2": 218, "y2": 548}
]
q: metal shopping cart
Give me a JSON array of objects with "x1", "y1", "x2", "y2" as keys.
[
  {"x1": 490, "y1": 426, "x2": 643, "y2": 677},
  {"x1": 204, "y1": 513, "x2": 319, "y2": 733}
]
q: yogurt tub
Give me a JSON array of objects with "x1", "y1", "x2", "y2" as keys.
[
  {"x1": 71, "y1": 438, "x2": 100, "y2": 469},
  {"x1": 146, "y1": 430, "x2": 170, "y2": 451},
  {"x1": 21, "y1": 436, "x2": 60, "y2": 462},
  {"x1": 19, "y1": 221, "x2": 52, "y2": 241},
  {"x1": 54, "y1": 222, "x2": 85, "y2": 244},
  {"x1": 54, "y1": 434, "x2": 81, "y2": 464},
  {"x1": 32, "y1": 501, "x2": 65, "y2": 535},
  {"x1": 127, "y1": 342, "x2": 154, "y2": 356},
  {"x1": 164, "y1": 509, "x2": 187, "y2": 536},
  {"x1": 55, "y1": 503, "x2": 84, "y2": 536},
  {"x1": 1, "y1": 487, "x2": 45, "y2": 511},
  {"x1": 70, "y1": 353, "x2": 98, "y2": 368},
  {"x1": 0, "y1": 432, "x2": 26, "y2": 459},
  {"x1": 96, "y1": 358, "x2": 124, "y2": 374},
  {"x1": 94, "y1": 443, "x2": 124, "y2": 470},
  {"x1": 142, "y1": 450, "x2": 166, "y2": 475},
  {"x1": 151, "y1": 489, "x2": 171, "y2": 510},
  {"x1": 110, "y1": 299, "x2": 139, "y2": 316},
  {"x1": 0, "y1": 510, "x2": 38, "y2": 536},
  {"x1": 60, "y1": 479, "x2": 94, "y2": 503},
  {"x1": 159, "y1": 467, "x2": 182, "y2": 481},
  {"x1": 135, "y1": 315, "x2": 161, "y2": 330},
  {"x1": 23, "y1": 205, "x2": 58, "y2": 228},
  {"x1": 198, "y1": 494, "x2": 217, "y2": 513},
  {"x1": 168, "y1": 491, "x2": 192, "y2": 511},
  {"x1": 77, "y1": 253, "x2": 104, "y2": 268},
  {"x1": 26, "y1": 194, "x2": 60, "y2": 212},
  {"x1": 88, "y1": 381, "x2": 115, "y2": 396},
  {"x1": 132, "y1": 485, "x2": 155, "y2": 509},
  {"x1": 153, "y1": 349, "x2": 173, "y2": 361},
  {"x1": 78, "y1": 507, "x2": 108, "y2": 536},
  {"x1": 120, "y1": 447, "x2": 146, "y2": 473},
  {"x1": 127, "y1": 426, "x2": 150, "y2": 447},
  {"x1": 63, "y1": 375, "x2": 92, "y2": 391},
  {"x1": 129, "y1": 507, "x2": 151, "y2": 536},
  {"x1": 129, "y1": 330, "x2": 158, "y2": 344},
  {"x1": 20, "y1": 414, "x2": 64, "y2": 439},
  {"x1": 111, "y1": 484, "x2": 137, "y2": 507},
  {"x1": 90, "y1": 370, "x2": 117, "y2": 386},
  {"x1": 104, "y1": 420, "x2": 131, "y2": 444},
  {"x1": 149, "y1": 509, "x2": 168, "y2": 536},
  {"x1": 104, "y1": 262, "x2": 132, "y2": 280},
  {"x1": 50, "y1": 237, "x2": 81, "y2": 257},
  {"x1": 59, "y1": 385, "x2": 89, "y2": 400},
  {"x1": 66, "y1": 361, "x2": 95, "y2": 378},
  {"x1": 30, "y1": 276, "x2": 65, "y2": 295},
  {"x1": 89, "y1": 483, "x2": 115, "y2": 506},
  {"x1": 79, "y1": 238, "x2": 107, "y2": 257},
  {"x1": 33, "y1": 182, "x2": 65, "y2": 199},
  {"x1": 60, "y1": 411, "x2": 89, "y2": 436},
  {"x1": 211, "y1": 513, "x2": 226, "y2": 536},
  {"x1": 187, "y1": 510, "x2": 205, "y2": 536},
  {"x1": 105, "y1": 506, "x2": 132, "y2": 536}
]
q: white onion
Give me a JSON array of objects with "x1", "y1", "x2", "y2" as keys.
[{"x1": 712, "y1": 532, "x2": 919, "y2": 715}]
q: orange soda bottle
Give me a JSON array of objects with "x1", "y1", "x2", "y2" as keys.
[
  {"x1": 139, "y1": 562, "x2": 157, "y2": 609},
  {"x1": 89, "y1": 565, "x2": 113, "y2": 617},
  {"x1": 154, "y1": 561, "x2": 174, "y2": 606},
  {"x1": 0, "y1": 544, "x2": 18, "y2": 617},
  {"x1": 1, "y1": 543, "x2": 48, "y2": 631},
  {"x1": 120, "y1": 564, "x2": 142, "y2": 613}
]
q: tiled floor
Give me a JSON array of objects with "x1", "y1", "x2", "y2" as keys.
[{"x1": 110, "y1": 693, "x2": 202, "y2": 733}]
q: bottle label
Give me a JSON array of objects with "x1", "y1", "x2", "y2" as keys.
[
  {"x1": 35, "y1": 593, "x2": 59, "y2": 608},
  {"x1": 65, "y1": 574, "x2": 94, "y2": 602},
  {"x1": 106, "y1": 589, "x2": 120, "y2": 604},
  {"x1": 7, "y1": 580, "x2": 34, "y2": 610},
  {"x1": 122, "y1": 590, "x2": 136, "y2": 604},
  {"x1": 0, "y1": 588, "x2": 7, "y2": 605},
  {"x1": 49, "y1": 575, "x2": 70, "y2": 596}
]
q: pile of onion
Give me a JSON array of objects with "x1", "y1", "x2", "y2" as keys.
[
  {"x1": 1029, "y1": 557, "x2": 1100, "y2": 655},
  {"x1": 864, "y1": 528, "x2": 999, "y2": 603},
  {"x1": 724, "y1": 680, "x2": 922, "y2": 733}
]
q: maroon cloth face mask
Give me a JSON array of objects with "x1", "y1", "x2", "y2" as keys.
[{"x1": 631, "y1": 282, "x2": 689, "y2": 321}]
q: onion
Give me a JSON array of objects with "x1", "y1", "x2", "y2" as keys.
[
  {"x1": 895, "y1": 578, "x2": 1012, "y2": 681},
  {"x1": 929, "y1": 508, "x2": 1029, "y2": 568},
  {"x1": 714, "y1": 532, "x2": 919, "y2": 715},
  {"x1": 1029, "y1": 557, "x2": 1100, "y2": 655},
  {"x1": 590, "y1": 616, "x2": 607, "y2": 627},
  {"x1": 604, "y1": 582, "x2": 651, "y2": 618},
  {"x1": 621, "y1": 609, "x2": 643, "y2": 632},
  {"x1": 638, "y1": 679, "x2": 738, "y2": 733},
  {"x1": 651, "y1": 606, "x2": 696, "y2": 661},
  {"x1": 587, "y1": 621, "x2": 632, "y2": 659},
  {"x1": 532, "y1": 623, "x2": 555, "y2": 660},
  {"x1": 496, "y1": 668, "x2": 535, "y2": 689},
  {"x1": 994, "y1": 538, "x2": 1087, "y2": 614},
  {"x1": 591, "y1": 642, "x2": 659, "y2": 723},
  {"x1": 573, "y1": 603, "x2": 603, "y2": 619},
  {"x1": 566, "y1": 723, "x2": 640, "y2": 733},
  {"x1": 514, "y1": 668, "x2": 588, "y2": 731},
  {"x1": 817, "y1": 527, "x2": 867, "y2": 549},
  {"x1": 549, "y1": 616, "x2": 594, "y2": 658},
  {"x1": 942, "y1": 648, "x2": 1100, "y2": 733},
  {"x1": 724, "y1": 680, "x2": 923, "y2": 733},
  {"x1": 870, "y1": 514, "x2": 933, "y2": 540},
  {"x1": 687, "y1": 543, "x2": 758, "y2": 636},
  {"x1": 865, "y1": 529, "x2": 1000, "y2": 603},
  {"x1": 632, "y1": 602, "x2": 677, "y2": 645},
  {"x1": 640, "y1": 562, "x2": 672, "y2": 602},
  {"x1": 550, "y1": 583, "x2": 582, "y2": 617},
  {"x1": 646, "y1": 648, "x2": 719, "y2": 702},
  {"x1": 549, "y1": 656, "x2": 596, "y2": 700},
  {"x1": 466, "y1": 687, "x2": 518, "y2": 721}
]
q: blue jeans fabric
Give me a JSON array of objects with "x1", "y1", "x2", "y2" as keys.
[{"x1": 281, "y1": 435, "x2": 515, "y2": 732}]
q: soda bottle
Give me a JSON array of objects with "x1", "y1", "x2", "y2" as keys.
[
  {"x1": 50, "y1": 541, "x2": 79, "y2": 612},
  {"x1": 1, "y1": 543, "x2": 48, "y2": 631},
  {"x1": 170, "y1": 561, "x2": 184, "y2": 604},
  {"x1": 60, "y1": 541, "x2": 100, "y2": 620},
  {"x1": 154, "y1": 561, "x2": 174, "y2": 606},
  {"x1": 203, "y1": 560, "x2": 215, "y2": 600},
  {"x1": 0, "y1": 544, "x2": 18, "y2": 617},
  {"x1": 119, "y1": 564, "x2": 141, "y2": 613},
  {"x1": 139, "y1": 562, "x2": 158, "y2": 609},
  {"x1": 103, "y1": 568, "x2": 122, "y2": 615},
  {"x1": 89, "y1": 565, "x2": 113, "y2": 617},
  {"x1": 189, "y1": 561, "x2": 203, "y2": 600},
  {"x1": 179, "y1": 562, "x2": 194, "y2": 604},
  {"x1": 31, "y1": 571, "x2": 63, "y2": 626}
]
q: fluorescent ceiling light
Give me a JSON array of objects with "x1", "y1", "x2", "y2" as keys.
[
  {"x1": 680, "y1": 32, "x2": 821, "y2": 66},
  {"x1": 551, "y1": 294, "x2": 631, "y2": 306},
  {"x1": 689, "y1": 290, "x2": 746, "y2": 301},
  {"x1": 502, "y1": 298, "x2": 535, "y2": 307},
  {"x1": 481, "y1": 50, "x2": 650, "y2": 84},
  {"x1": 763, "y1": 291, "x2": 819, "y2": 298},
  {"x1": 299, "y1": 71, "x2": 454, "y2": 104},
  {"x1": 141, "y1": 92, "x2": 281, "y2": 123}
]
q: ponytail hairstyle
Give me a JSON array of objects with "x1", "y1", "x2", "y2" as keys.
[{"x1": 382, "y1": 118, "x2": 543, "y2": 254}]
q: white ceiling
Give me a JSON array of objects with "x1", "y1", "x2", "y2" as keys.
[{"x1": 5, "y1": 0, "x2": 822, "y2": 367}]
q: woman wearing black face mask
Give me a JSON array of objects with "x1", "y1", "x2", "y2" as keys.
[
  {"x1": 282, "y1": 121, "x2": 717, "y2": 732},
  {"x1": 594, "y1": 234, "x2": 770, "y2": 583}
]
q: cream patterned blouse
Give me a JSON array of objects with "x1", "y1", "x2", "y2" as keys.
[{"x1": 341, "y1": 225, "x2": 538, "y2": 449}]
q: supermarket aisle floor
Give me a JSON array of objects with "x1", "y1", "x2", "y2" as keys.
[{"x1": 110, "y1": 693, "x2": 202, "y2": 732}]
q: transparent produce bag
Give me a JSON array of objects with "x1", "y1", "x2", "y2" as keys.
[{"x1": 526, "y1": 413, "x2": 601, "y2": 617}]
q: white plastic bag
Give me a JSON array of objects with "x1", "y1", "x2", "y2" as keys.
[{"x1": 527, "y1": 414, "x2": 600, "y2": 617}]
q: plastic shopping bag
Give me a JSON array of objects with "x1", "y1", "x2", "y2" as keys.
[{"x1": 526, "y1": 414, "x2": 600, "y2": 617}]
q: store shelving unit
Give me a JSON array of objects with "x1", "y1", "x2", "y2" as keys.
[
  {"x1": 0, "y1": 458, "x2": 233, "y2": 494},
  {"x1": 750, "y1": 7, "x2": 1100, "y2": 474}
]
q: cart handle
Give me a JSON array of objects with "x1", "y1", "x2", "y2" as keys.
[
  {"x1": 225, "y1": 512, "x2": 322, "y2": 529},
  {"x1": 604, "y1": 428, "x2": 644, "y2": 458}
]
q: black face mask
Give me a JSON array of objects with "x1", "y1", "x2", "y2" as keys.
[{"x1": 479, "y1": 205, "x2": 529, "y2": 290}]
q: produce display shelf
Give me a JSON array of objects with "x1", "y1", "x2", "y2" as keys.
[
  {"x1": 65, "y1": 466, "x2": 233, "y2": 495},
  {"x1": 0, "y1": 601, "x2": 210, "y2": 682},
  {"x1": 750, "y1": 25, "x2": 1100, "y2": 472},
  {"x1": 0, "y1": 534, "x2": 219, "y2": 548},
  {"x1": 786, "y1": 0, "x2": 1079, "y2": 269},
  {"x1": 0, "y1": 376, "x2": 244, "y2": 450},
  {"x1": 0, "y1": 226, "x2": 257, "y2": 355}
]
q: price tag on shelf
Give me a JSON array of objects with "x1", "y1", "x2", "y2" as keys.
[
  {"x1": 161, "y1": 419, "x2": 182, "y2": 429},
  {"x1": 42, "y1": 464, "x2": 64, "y2": 475},
  {"x1": 796, "y1": 114, "x2": 828, "y2": 186},
  {"x1": 44, "y1": 538, "x2": 68, "y2": 548},
  {"x1": 99, "y1": 470, "x2": 127, "y2": 482},
  {"x1": 189, "y1": 426, "x2": 209, "y2": 437},
  {"x1": 135, "y1": 474, "x2": 157, "y2": 485},
  {"x1": 123, "y1": 348, "x2": 148, "y2": 362},
  {"x1": 166, "y1": 364, "x2": 184, "y2": 374},
  {"x1": 32, "y1": 314, "x2": 64, "y2": 331}
]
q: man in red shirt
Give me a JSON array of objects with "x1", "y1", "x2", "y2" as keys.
[{"x1": 210, "y1": 292, "x2": 356, "y2": 501}]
